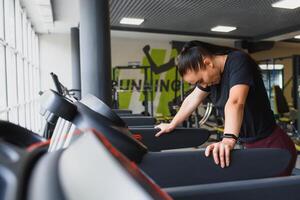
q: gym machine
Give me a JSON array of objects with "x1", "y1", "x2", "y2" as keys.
[
  {"x1": 112, "y1": 65, "x2": 154, "y2": 116},
  {"x1": 0, "y1": 103, "x2": 297, "y2": 200}
]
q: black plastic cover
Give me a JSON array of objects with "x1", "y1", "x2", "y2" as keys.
[
  {"x1": 0, "y1": 121, "x2": 45, "y2": 148},
  {"x1": 40, "y1": 90, "x2": 77, "y2": 122},
  {"x1": 73, "y1": 102, "x2": 147, "y2": 163},
  {"x1": 80, "y1": 94, "x2": 127, "y2": 127}
]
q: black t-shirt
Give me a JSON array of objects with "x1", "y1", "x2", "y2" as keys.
[{"x1": 197, "y1": 51, "x2": 276, "y2": 143}]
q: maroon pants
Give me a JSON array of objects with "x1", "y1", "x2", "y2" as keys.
[{"x1": 244, "y1": 126, "x2": 297, "y2": 176}]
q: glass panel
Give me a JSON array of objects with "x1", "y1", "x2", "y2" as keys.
[
  {"x1": 0, "y1": 1, "x2": 41, "y2": 129},
  {"x1": 17, "y1": 55, "x2": 25, "y2": 126},
  {"x1": 6, "y1": 48, "x2": 18, "y2": 123},
  {"x1": 0, "y1": 113, "x2": 7, "y2": 120},
  {"x1": 4, "y1": 0, "x2": 15, "y2": 47},
  {"x1": 0, "y1": 0, "x2": 4, "y2": 39},
  {"x1": 15, "y1": 0, "x2": 22, "y2": 52},
  {"x1": 22, "y1": 13, "x2": 27, "y2": 58},
  {"x1": 31, "y1": 28, "x2": 34, "y2": 63},
  {"x1": 27, "y1": 23, "x2": 32, "y2": 62},
  {"x1": 35, "y1": 36, "x2": 39, "y2": 67},
  {"x1": 24, "y1": 60, "x2": 30, "y2": 129},
  {"x1": 25, "y1": 103, "x2": 31, "y2": 129},
  {"x1": 29, "y1": 64, "x2": 35, "y2": 128},
  {"x1": 0, "y1": 45, "x2": 7, "y2": 117},
  {"x1": 18, "y1": 105, "x2": 25, "y2": 126},
  {"x1": 34, "y1": 67, "x2": 41, "y2": 131},
  {"x1": 32, "y1": 32, "x2": 35, "y2": 66},
  {"x1": 262, "y1": 69, "x2": 284, "y2": 97}
]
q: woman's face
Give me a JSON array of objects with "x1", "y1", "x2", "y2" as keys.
[{"x1": 182, "y1": 58, "x2": 221, "y2": 88}]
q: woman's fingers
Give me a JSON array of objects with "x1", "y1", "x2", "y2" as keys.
[
  {"x1": 205, "y1": 143, "x2": 214, "y2": 157},
  {"x1": 212, "y1": 144, "x2": 220, "y2": 165},
  {"x1": 155, "y1": 129, "x2": 164, "y2": 137},
  {"x1": 154, "y1": 124, "x2": 170, "y2": 137},
  {"x1": 219, "y1": 143, "x2": 225, "y2": 168},
  {"x1": 225, "y1": 145, "x2": 231, "y2": 167},
  {"x1": 205, "y1": 142, "x2": 232, "y2": 168}
]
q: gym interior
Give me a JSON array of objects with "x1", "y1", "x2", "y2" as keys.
[{"x1": 1, "y1": 0, "x2": 300, "y2": 199}]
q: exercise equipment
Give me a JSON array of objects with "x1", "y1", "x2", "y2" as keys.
[
  {"x1": 0, "y1": 91, "x2": 297, "y2": 199},
  {"x1": 273, "y1": 85, "x2": 299, "y2": 137},
  {"x1": 258, "y1": 55, "x2": 300, "y2": 131},
  {"x1": 0, "y1": 128, "x2": 297, "y2": 200},
  {"x1": 112, "y1": 65, "x2": 154, "y2": 116},
  {"x1": 40, "y1": 89, "x2": 78, "y2": 139},
  {"x1": 112, "y1": 109, "x2": 157, "y2": 126},
  {"x1": 112, "y1": 109, "x2": 132, "y2": 115},
  {"x1": 50, "y1": 72, "x2": 80, "y2": 100},
  {"x1": 273, "y1": 85, "x2": 300, "y2": 152},
  {"x1": 0, "y1": 120, "x2": 44, "y2": 148},
  {"x1": 77, "y1": 94, "x2": 211, "y2": 151},
  {"x1": 0, "y1": 90, "x2": 296, "y2": 199},
  {"x1": 40, "y1": 73, "x2": 80, "y2": 139},
  {"x1": 39, "y1": 89, "x2": 210, "y2": 151},
  {"x1": 45, "y1": 93, "x2": 292, "y2": 187},
  {"x1": 0, "y1": 131, "x2": 171, "y2": 200}
]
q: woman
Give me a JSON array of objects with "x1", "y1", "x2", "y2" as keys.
[{"x1": 155, "y1": 40, "x2": 297, "y2": 175}]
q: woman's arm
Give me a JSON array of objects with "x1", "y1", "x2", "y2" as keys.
[
  {"x1": 155, "y1": 87, "x2": 209, "y2": 137},
  {"x1": 205, "y1": 84, "x2": 249, "y2": 168},
  {"x1": 223, "y1": 84, "x2": 249, "y2": 136}
]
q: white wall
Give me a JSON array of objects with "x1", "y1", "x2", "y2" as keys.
[
  {"x1": 111, "y1": 37, "x2": 171, "y2": 67},
  {"x1": 39, "y1": 34, "x2": 72, "y2": 92}
]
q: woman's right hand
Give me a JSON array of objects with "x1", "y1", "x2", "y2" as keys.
[{"x1": 154, "y1": 123, "x2": 176, "y2": 137}]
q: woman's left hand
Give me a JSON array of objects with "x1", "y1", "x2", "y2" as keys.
[{"x1": 205, "y1": 138, "x2": 236, "y2": 168}]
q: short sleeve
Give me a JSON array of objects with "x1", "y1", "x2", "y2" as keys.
[
  {"x1": 228, "y1": 52, "x2": 255, "y2": 89},
  {"x1": 196, "y1": 83, "x2": 211, "y2": 92}
]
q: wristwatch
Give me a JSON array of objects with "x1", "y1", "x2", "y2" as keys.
[{"x1": 222, "y1": 133, "x2": 239, "y2": 141}]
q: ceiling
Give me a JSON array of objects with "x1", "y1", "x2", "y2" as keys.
[{"x1": 23, "y1": 0, "x2": 300, "y2": 42}]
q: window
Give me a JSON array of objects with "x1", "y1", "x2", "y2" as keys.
[
  {"x1": 28, "y1": 64, "x2": 34, "y2": 128},
  {"x1": 17, "y1": 54, "x2": 25, "y2": 126},
  {"x1": 1, "y1": 0, "x2": 41, "y2": 132},
  {"x1": 0, "y1": 45, "x2": 7, "y2": 120},
  {"x1": 260, "y1": 64, "x2": 284, "y2": 112},
  {"x1": 260, "y1": 64, "x2": 284, "y2": 98},
  {"x1": 0, "y1": 0, "x2": 4, "y2": 40},
  {"x1": 34, "y1": 67, "x2": 40, "y2": 129},
  {"x1": 34, "y1": 35, "x2": 39, "y2": 66},
  {"x1": 15, "y1": 0, "x2": 22, "y2": 52},
  {"x1": 6, "y1": 48, "x2": 18, "y2": 123},
  {"x1": 24, "y1": 61, "x2": 30, "y2": 129},
  {"x1": 22, "y1": 12, "x2": 27, "y2": 57},
  {"x1": 27, "y1": 23, "x2": 32, "y2": 62},
  {"x1": 4, "y1": 0, "x2": 15, "y2": 47},
  {"x1": 31, "y1": 30, "x2": 35, "y2": 64}
]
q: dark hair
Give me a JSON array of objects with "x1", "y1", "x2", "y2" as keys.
[{"x1": 177, "y1": 41, "x2": 237, "y2": 76}]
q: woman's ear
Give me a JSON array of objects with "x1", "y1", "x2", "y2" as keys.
[{"x1": 203, "y1": 58, "x2": 213, "y2": 68}]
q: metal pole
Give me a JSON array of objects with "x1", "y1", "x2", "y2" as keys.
[
  {"x1": 70, "y1": 27, "x2": 81, "y2": 99},
  {"x1": 80, "y1": 0, "x2": 112, "y2": 105}
]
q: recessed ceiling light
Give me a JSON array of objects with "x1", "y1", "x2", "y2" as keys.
[
  {"x1": 272, "y1": 0, "x2": 300, "y2": 9},
  {"x1": 259, "y1": 64, "x2": 284, "y2": 70},
  {"x1": 294, "y1": 35, "x2": 300, "y2": 39},
  {"x1": 211, "y1": 26, "x2": 237, "y2": 32},
  {"x1": 120, "y1": 17, "x2": 144, "y2": 25}
]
